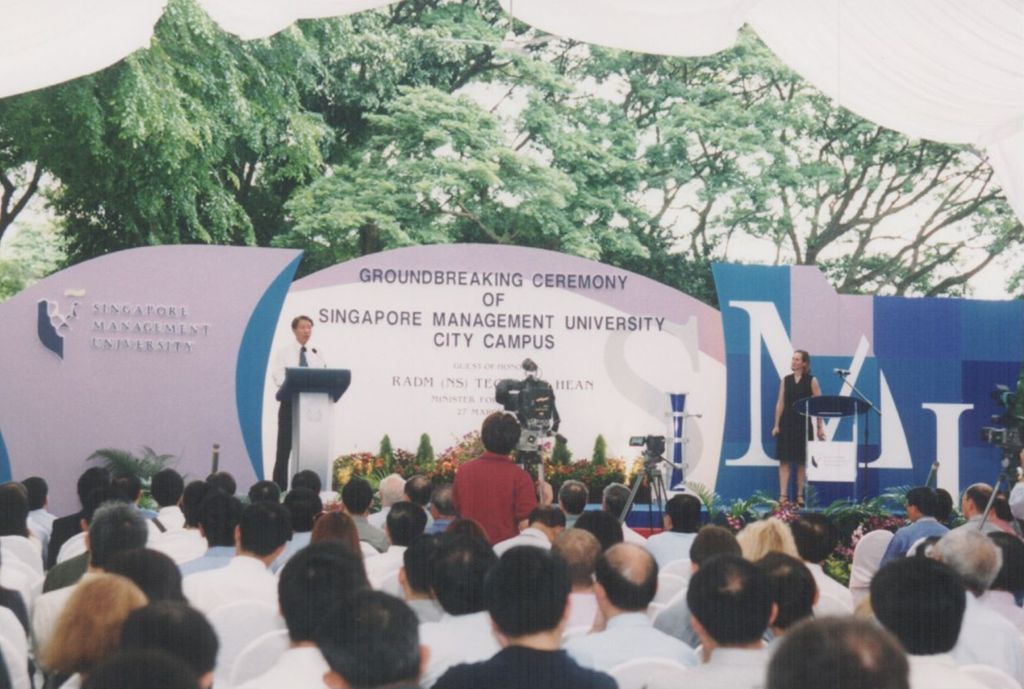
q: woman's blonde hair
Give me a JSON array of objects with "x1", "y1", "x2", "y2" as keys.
[
  {"x1": 737, "y1": 517, "x2": 800, "y2": 561},
  {"x1": 41, "y1": 573, "x2": 148, "y2": 675}
]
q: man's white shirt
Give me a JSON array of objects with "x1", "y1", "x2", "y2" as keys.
[
  {"x1": 271, "y1": 341, "x2": 327, "y2": 388},
  {"x1": 183, "y1": 555, "x2": 278, "y2": 614},
  {"x1": 493, "y1": 527, "x2": 551, "y2": 557},
  {"x1": 565, "y1": 611, "x2": 698, "y2": 672},
  {"x1": 419, "y1": 611, "x2": 500, "y2": 689},
  {"x1": 233, "y1": 645, "x2": 330, "y2": 689}
]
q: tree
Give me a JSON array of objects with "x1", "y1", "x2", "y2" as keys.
[
  {"x1": 378, "y1": 434, "x2": 395, "y2": 471},
  {"x1": 591, "y1": 435, "x2": 608, "y2": 466},
  {"x1": 551, "y1": 434, "x2": 571, "y2": 465},
  {"x1": 415, "y1": 432, "x2": 435, "y2": 466}
]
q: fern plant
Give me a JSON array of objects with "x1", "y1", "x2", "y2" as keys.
[{"x1": 87, "y1": 446, "x2": 175, "y2": 482}]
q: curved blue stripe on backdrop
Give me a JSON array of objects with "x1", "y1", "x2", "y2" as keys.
[
  {"x1": 236, "y1": 255, "x2": 302, "y2": 479},
  {"x1": 0, "y1": 430, "x2": 11, "y2": 483}
]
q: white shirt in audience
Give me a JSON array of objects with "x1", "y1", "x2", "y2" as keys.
[
  {"x1": 233, "y1": 645, "x2": 330, "y2": 689},
  {"x1": 55, "y1": 532, "x2": 87, "y2": 566},
  {"x1": 149, "y1": 528, "x2": 207, "y2": 565},
  {"x1": 27, "y1": 508, "x2": 55, "y2": 560},
  {"x1": 565, "y1": 611, "x2": 698, "y2": 672},
  {"x1": 367, "y1": 507, "x2": 391, "y2": 529},
  {"x1": 565, "y1": 591, "x2": 599, "y2": 631},
  {"x1": 650, "y1": 646, "x2": 768, "y2": 689},
  {"x1": 621, "y1": 524, "x2": 646, "y2": 545},
  {"x1": 952, "y1": 593, "x2": 1024, "y2": 687},
  {"x1": 183, "y1": 555, "x2": 277, "y2": 614},
  {"x1": 364, "y1": 545, "x2": 407, "y2": 589},
  {"x1": 805, "y1": 562, "x2": 854, "y2": 614},
  {"x1": 146, "y1": 505, "x2": 186, "y2": 538},
  {"x1": 908, "y1": 653, "x2": 988, "y2": 689},
  {"x1": 419, "y1": 611, "x2": 500, "y2": 689},
  {"x1": 272, "y1": 532, "x2": 313, "y2": 573},
  {"x1": 644, "y1": 531, "x2": 697, "y2": 568},
  {"x1": 977, "y1": 590, "x2": 1024, "y2": 634},
  {"x1": 493, "y1": 527, "x2": 551, "y2": 557},
  {"x1": 32, "y1": 573, "x2": 100, "y2": 656}
]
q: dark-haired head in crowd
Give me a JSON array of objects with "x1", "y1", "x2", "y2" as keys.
[
  {"x1": 179, "y1": 492, "x2": 243, "y2": 578},
  {"x1": 121, "y1": 602, "x2": 217, "y2": 689},
  {"x1": 767, "y1": 617, "x2": 909, "y2": 689},
  {"x1": 342, "y1": 477, "x2": 389, "y2": 553},
  {"x1": 405, "y1": 475, "x2": 433, "y2": 511},
  {"x1": 273, "y1": 488, "x2": 323, "y2": 571},
  {"x1": 150, "y1": 468, "x2": 185, "y2": 536},
  {"x1": 107, "y1": 549, "x2": 184, "y2": 602},
  {"x1": 683, "y1": 555, "x2": 774, "y2": 686},
  {"x1": 181, "y1": 481, "x2": 211, "y2": 529},
  {"x1": 311, "y1": 511, "x2": 362, "y2": 556},
  {"x1": 878, "y1": 487, "x2": 948, "y2": 566},
  {"x1": 644, "y1": 493, "x2": 702, "y2": 566},
  {"x1": 443, "y1": 518, "x2": 489, "y2": 545},
  {"x1": 957, "y1": 483, "x2": 1004, "y2": 534},
  {"x1": 84, "y1": 649, "x2": 200, "y2": 689},
  {"x1": 43, "y1": 485, "x2": 126, "y2": 593},
  {"x1": 601, "y1": 483, "x2": 643, "y2": 543},
  {"x1": 934, "y1": 488, "x2": 954, "y2": 525},
  {"x1": 986, "y1": 532, "x2": 1024, "y2": 630},
  {"x1": 557, "y1": 480, "x2": 588, "y2": 528},
  {"x1": 247, "y1": 480, "x2": 281, "y2": 505},
  {"x1": 399, "y1": 534, "x2": 443, "y2": 624},
  {"x1": 418, "y1": 535, "x2": 500, "y2": 686},
  {"x1": 291, "y1": 469, "x2": 322, "y2": 495},
  {"x1": 318, "y1": 591, "x2": 425, "y2": 689},
  {"x1": 434, "y1": 547, "x2": 616, "y2": 689},
  {"x1": 239, "y1": 542, "x2": 369, "y2": 689},
  {"x1": 111, "y1": 474, "x2": 150, "y2": 515},
  {"x1": 790, "y1": 513, "x2": 853, "y2": 614},
  {"x1": 871, "y1": 557, "x2": 966, "y2": 657},
  {"x1": 48, "y1": 466, "x2": 110, "y2": 568},
  {"x1": 23, "y1": 475, "x2": 54, "y2": 555},
  {"x1": 756, "y1": 552, "x2": 816, "y2": 638},
  {"x1": 205, "y1": 471, "x2": 237, "y2": 497},
  {"x1": 386, "y1": 502, "x2": 427, "y2": 549},
  {"x1": 0, "y1": 482, "x2": 30, "y2": 538},
  {"x1": 427, "y1": 483, "x2": 457, "y2": 535},
  {"x1": 494, "y1": 505, "x2": 565, "y2": 556},
  {"x1": 573, "y1": 510, "x2": 623, "y2": 552},
  {"x1": 565, "y1": 543, "x2": 697, "y2": 672}
]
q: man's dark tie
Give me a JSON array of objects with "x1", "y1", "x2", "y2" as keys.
[{"x1": 299, "y1": 346, "x2": 308, "y2": 367}]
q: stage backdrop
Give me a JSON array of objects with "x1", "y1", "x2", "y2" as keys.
[
  {"x1": 715, "y1": 264, "x2": 1024, "y2": 502},
  {"x1": 260, "y1": 245, "x2": 727, "y2": 489}
]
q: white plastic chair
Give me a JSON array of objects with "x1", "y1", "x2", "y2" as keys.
[
  {"x1": 0, "y1": 537, "x2": 43, "y2": 576},
  {"x1": 55, "y1": 532, "x2": 87, "y2": 565},
  {"x1": 0, "y1": 608, "x2": 26, "y2": 674},
  {"x1": 608, "y1": 657, "x2": 690, "y2": 689},
  {"x1": 377, "y1": 569, "x2": 403, "y2": 597},
  {"x1": 649, "y1": 587, "x2": 689, "y2": 623},
  {"x1": 653, "y1": 573, "x2": 688, "y2": 606},
  {"x1": 561, "y1": 624, "x2": 592, "y2": 641},
  {"x1": 360, "y1": 541, "x2": 380, "y2": 559},
  {"x1": 0, "y1": 564, "x2": 35, "y2": 612},
  {"x1": 228, "y1": 628, "x2": 290, "y2": 687},
  {"x1": 207, "y1": 599, "x2": 285, "y2": 687},
  {"x1": 659, "y1": 559, "x2": 693, "y2": 580},
  {"x1": 0, "y1": 633, "x2": 29, "y2": 689},
  {"x1": 959, "y1": 664, "x2": 1023, "y2": 689},
  {"x1": 848, "y1": 529, "x2": 894, "y2": 608}
]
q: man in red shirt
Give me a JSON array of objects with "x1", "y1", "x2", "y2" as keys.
[{"x1": 452, "y1": 412, "x2": 538, "y2": 545}]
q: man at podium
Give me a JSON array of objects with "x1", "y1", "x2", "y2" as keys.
[{"x1": 271, "y1": 315, "x2": 327, "y2": 489}]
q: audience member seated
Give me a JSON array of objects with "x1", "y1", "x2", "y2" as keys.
[
  {"x1": 0, "y1": 482, "x2": 42, "y2": 570},
  {"x1": 182, "y1": 501, "x2": 290, "y2": 614},
  {"x1": 399, "y1": 534, "x2": 443, "y2": 624},
  {"x1": 273, "y1": 488, "x2": 323, "y2": 571},
  {"x1": 652, "y1": 555, "x2": 773, "y2": 689},
  {"x1": 405, "y1": 475, "x2": 436, "y2": 529},
  {"x1": 365, "y1": 502, "x2": 427, "y2": 588},
  {"x1": 443, "y1": 518, "x2": 490, "y2": 546},
  {"x1": 235, "y1": 543, "x2": 369, "y2": 689},
  {"x1": 40, "y1": 573, "x2": 148, "y2": 688},
  {"x1": 557, "y1": 480, "x2": 588, "y2": 529},
  {"x1": 369, "y1": 474, "x2": 406, "y2": 529},
  {"x1": 566, "y1": 543, "x2": 697, "y2": 672},
  {"x1": 111, "y1": 474, "x2": 156, "y2": 519},
  {"x1": 551, "y1": 528, "x2": 601, "y2": 631},
  {"x1": 23, "y1": 476, "x2": 56, "y2": 559},
  {"x1": 147, "y1": 469, "x2": 186, "y2": 541},
  {"x1": 317, "y1": 591, "x2": 425, "y2": 689},
  {"x1": 426, "y1": 484, "x2": 457, "y2": 535},
  {"x1": 654, "y1": 525, "x2": 742, "y2": 648},
  {"x1": 573, "y1": 510, "x2": 623, "y2": 552},
  {"x1": 291, "y1": 469, "x2": 323, "y2": 496},
  {"x1": 84, "y1": 649, "x2": 199, "y2": 689},
  {"x1": 601, "y1": 483, "x2": 645, "y2": 544},
  {"x1": 934, "y1": 488, "x2": 955, "y2": 527},
  {"x1": 930, "y1": 529, "x2": 1024, "y2": 685},
  {"x1": 120, "y1": 602, "x2": 218, "y2": 689},
  {"x1": 44, "y1": 487, "x2": 121, "y2": 592},
  {"x1": 34, "y1": 502, "x2": 148, "y2": 654},
  {"x1": 419, "y1": 536, "x2": 500, "y2": 688},
  {"x1": 952, "y1": 484, "x2": 1002, "y2": 535},
  {"x1": 879, "y1": 487, "x2": 948, "y2": 566},
  {"x1": 871, "y1": 556, "x2": 988, "y2": 689},
  {"x1": 205, "y1": 471, "x2": 237, "y2": 497},
  {"x1": 311, "y1": 511, "x2": 362, "y2": 556},
  {"x1": 644, "y1": 493, "x2": 702, "y2": 567},
  {"x1": 435, "y1": 547, "x2": 616, "y2": 689},
  {"x1": 737, "y1": 517, "x2": 799, "y2": 561},
  {"x1": 342, "y1": 478, "x2": 389, "y2": 553},
  {"x1": 493, "y1": 506, "x2": 565, "y2": 556},
  {"x1": 0, "y1": 548, "x2": 29, "y2": 633},
  {"x1": 149, "y1": 480, "x2": 208, "y2": 565},
  {"x1": 790, "y1": 513, "x2": 853, "y2": 614},
  {"x1": 980, "y1": 532, "x2": 1024, "y2": 632},
  {"x1": 766, "y1": 617, "x2": 910, "y2": 689},
  {"x1": 106, "y1": 549, "x2": 185, "y2": 602},
  {"x1": 178, "y1": 492, "x2": 243, "y2": 577},
  {"x1": 452, "y1": 413, "x2": 538, "y2": 546},
  {"x1": 755, "y1": 552, "x2": 817, "y2": 640},
  {"x1": 48, "y1": 467, "x2": 109, "y2": 569},
  {"x1": 247, "y1": 480, "x2": 281, "y2": 505}
]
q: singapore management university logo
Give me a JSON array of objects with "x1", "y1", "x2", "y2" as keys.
[{"x1": 36, "y1": 290, "x2": 85, "y2": 360}]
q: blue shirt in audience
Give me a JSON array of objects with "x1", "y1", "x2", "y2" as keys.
[{"x1": 179, "y1": 545, "x2": 235, "y2": 577}]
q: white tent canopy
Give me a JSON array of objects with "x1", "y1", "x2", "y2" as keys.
[{"x1": 2, "y1": 0, "x2": 1023, "y2": 223}]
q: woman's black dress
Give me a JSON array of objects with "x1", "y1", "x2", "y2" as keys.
[{"x1": 776, "y1": 373, "x2": 814, "y2": 465}]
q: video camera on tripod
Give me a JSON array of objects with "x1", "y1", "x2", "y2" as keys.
[
  {"x1": 495, "y1": 358, "x2": 560, "y2": 456},
  {"x1": 980, "y1": 384, "x2": 1024, "y2": 459},
  {"x1": 629, "y1": 434, "x2": 666, "y2": 462}
]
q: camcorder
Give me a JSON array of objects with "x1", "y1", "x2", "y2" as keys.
[
  {"x1": 980, "y1": 384, "x2": 1024, "y2": 469},
  {"x1": 495, "y1": 358, "x2": 558, "y2": 455},
  {"x1": 629, "y1": 434, "x2": 666, "y2": 459}
]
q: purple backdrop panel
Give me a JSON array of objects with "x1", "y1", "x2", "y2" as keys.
[
  {"x1": 790, "y1": 266, "x2": 873, "y2": 357},
  {"x1": 0, "y1": 246, "x2": 300, "y2": 512}
]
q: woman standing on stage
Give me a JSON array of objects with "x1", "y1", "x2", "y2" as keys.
[{"x1": 772, "y1": 350, "x2": 825, "y2": 507}]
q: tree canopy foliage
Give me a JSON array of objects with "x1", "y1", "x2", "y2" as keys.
[{"x1": 0, "y1": 0, "x2": 1020, "y2": 303}]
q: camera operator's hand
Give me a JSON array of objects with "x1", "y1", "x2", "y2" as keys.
[{"x1": 537, "y1": 479, "x2": 554, "y2": 506}]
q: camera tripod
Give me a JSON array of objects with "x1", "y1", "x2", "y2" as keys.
[{"x1": 619, "y1": 452, "x2": 672, "y2": 532}]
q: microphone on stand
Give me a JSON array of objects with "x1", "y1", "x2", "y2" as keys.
[{"x1": 833, "y1": 368, "x2": 851, "y2": 377}]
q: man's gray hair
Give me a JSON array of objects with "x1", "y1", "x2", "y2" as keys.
[
  {"x1": 378, "y1": 474, "x2": 407, "y2": 507},
  {"x1": 88, "y1": 501, "x2": 148, "y2": 569},
  {"x1": 930, "y1": 529, "x2": 1003, "y2": 594}
]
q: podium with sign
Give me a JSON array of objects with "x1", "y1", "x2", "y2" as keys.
[
  {"x1": 276, "y1": 367, "x2": 351, "y2": 488},
  {"x1": 796, "y1": 395, "x2": 872, "y2": 500}
]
